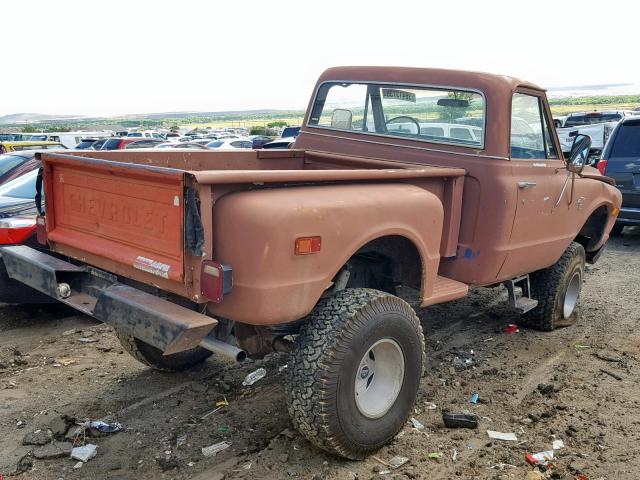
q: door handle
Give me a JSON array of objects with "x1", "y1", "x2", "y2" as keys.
[{"x1": 518, "y1": 181, "x2": 537, "y2": 189}]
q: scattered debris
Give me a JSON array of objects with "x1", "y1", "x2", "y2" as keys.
[
  {"x1": 65, "y1": 425, "x2": 86, "y2": 441},
  {"x1": 388, "y1": 456, "x2": 409, "y2": 468},
  {"x1": 442, "y1": 412, "x2": 478, "y2": 429},
  {"x1": 242, "y1": 368, "x2": 267, "y2": 386},
  {"x1": 452, "y1": 449, "x2": 458, "y2": 461},
  {"x1": 552, "y1": 438, "x2": 565, "y2": 450},
  {"x1": 594, "y1": 351, "x2": 623, "y2": 363},
  {"x1": 427, "y1": 452, "x2": 443, "y2": 459},
  {"x1": 574, "y1": 344, "x2": 591, "y2": 350},
  {"x1": 89, "y1": 420, "x2": 122, "y2": 433},
  {"x1": 201, "y1": 398, "x2": 230, "y2": 419},
  {"x1": 201, "y1": 440, "x2": 232, "y2": 457},
  {"x1": 278, "y1": 364, "x2": 289, "y2": 372},
  {"x1": 22, "y1": 429, "x2": 52, "y2": 446},
  {"x1": 525, "y1": 450, "x2": 554, "y2": 467},
  {"x1": 176, "y1": 435, "x2": 187, "y2": 447},
  {"x1": 73, "y1": 461, "x2": 83, "y2": 469},
  {"x1": 600, "y1": 368, "x2": 623, "y2": 381},
  {"x1": 78, "y1": 337, "x2": 99, "y2": 343},
  {"x1": 505, "y1": 324, "x2": 519, "y2": 334},
  {"x1": 526, "y1": 470, "x2": 545, "y2": 480},
  {"x1": 424, "y1": 402, "x2": 437, "y2": 410},
  {"x1": 71, "y1": 443, "x2": 98, "y2": 462},
  {"x1": 470, "y1": 393, "x2": 479, "y2": 404},
  {"x1": 487, "y1": 430, "x2": 518, "y2": 441},
  {"x1": 33, "y1": 441, "x2": 73, "y2": 459},
  {"x1": 409, "y1": 417, "x2": 425, "y2": 430},
  {"x1": 489, "y1": 463, "x2": 517, "y2": 470},
  {"x1": 15, "y1": 454, "x2": 33, "y2": 474}
]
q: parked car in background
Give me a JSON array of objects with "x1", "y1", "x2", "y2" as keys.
[
  {"x1": 0, "y1": 141, "x2": 66, "y2": 153},
  {"x1": 205, "y1": 138, "x2": 253, "y2": 149},
  {"x1": 281, "y1": 126, "x2": 301, "y2": 138},
  {"x1": 0, "y1": 151, "x2": 39, "y2": 186},
  {"x1": 261, "y1": 137, "x2": 295, "y2": 149},
  {"x1": 28, "y1": 132, "x2": 112, "y2": 149},
  {"x1": 100, "y1": 137, "x2": 162, "y2": 150},
  {"x1": 598, "y1": 116, "x2": 640, "y2": 235},
  {"x1": 0, "y1": 133, "x2": 29, "y2": 141},
  {"x1": 125, "y1": 139, "x2": 164, "y2": 149},
  {"x1": 249, "y1": 135, "x2": 273, "y2": 148},
  {"x1": 126, "y1": 130, "x2": 164, "y2": 139},
  {"x1": 75, "y1": 138, "x2": 109, "y2": 150},
  {"x1": 556, "y1": 111, "x2": 634, "y2": 159},
  {"x1": 155, "y1": 142, "x2": 208, "y2": 149}
]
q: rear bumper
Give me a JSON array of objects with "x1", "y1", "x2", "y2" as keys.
[{"x1": 0, "y1": 245, "x2": 217, "y2": 354}]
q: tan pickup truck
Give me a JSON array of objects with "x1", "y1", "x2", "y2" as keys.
[{"x1": 1, "y1": 66, "x2": 621, "y2": 459}]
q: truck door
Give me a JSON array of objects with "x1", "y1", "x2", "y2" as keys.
[{"x1": 500, "y1": 91, "x2": 579, "y2": 277}]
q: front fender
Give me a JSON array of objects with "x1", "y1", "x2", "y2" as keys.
[{"x1": 208, "y1": 183, "x2": 444, "y2": 325}]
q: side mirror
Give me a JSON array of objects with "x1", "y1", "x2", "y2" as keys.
[
  {"x1": 567, "y1": 134, "x2": 592, "y2": 174},
  {"x1": 331, "y1": 109, "x2": 353, "y2": 130}
]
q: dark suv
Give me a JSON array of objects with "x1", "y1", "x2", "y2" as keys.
[{"x1": 599, "y1": 116, "x2": 640, "y2": 235}]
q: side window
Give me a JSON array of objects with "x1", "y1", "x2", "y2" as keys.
[
  {"x1": 311, "y1": 83, "x2": 368, "y2": 132},
  {"x1": 510, "y1": 93, "x2": 546, "y2": 159}
]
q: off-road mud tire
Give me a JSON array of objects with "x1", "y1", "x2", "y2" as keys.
[
  {"x1": 524, "y1": 242, "x2": 585, "y2": 331},
  {"x1": 285, "y1": 288, "x2": 425, "y2": 459},
  {"x1": 115, "y1": 329, "x2": 212, "y2": 372}
]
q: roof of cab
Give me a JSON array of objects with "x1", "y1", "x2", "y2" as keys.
[{"x1": 316, "y1": 66, "x2": 543, "y2": 93}]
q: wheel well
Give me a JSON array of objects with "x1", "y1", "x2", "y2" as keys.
[
  {"x1": 334, "y1": 235, "x2": 423, "y2": 303},
  {"x1": 575, "y1": 205, "x2": 608, "y2": 253}
]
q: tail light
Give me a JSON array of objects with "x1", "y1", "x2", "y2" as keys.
[
  {"x1": 0, "y1": 217, "x2": 37, "y2": 245},
  {"x1": 200, "y1": 261, "x2": 233, "y2": 303},
  {"x1": 597, "y1": 159, "x2": 608, "y2": 175}
]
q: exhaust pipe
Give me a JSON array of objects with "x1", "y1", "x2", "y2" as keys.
[{"x1": 199, "y1": 335, "x2": 247, "y2": 362}]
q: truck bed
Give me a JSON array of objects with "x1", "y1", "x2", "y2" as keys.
[{"x1": 38, "y1": 149, "x2": 465, "y2": 303}]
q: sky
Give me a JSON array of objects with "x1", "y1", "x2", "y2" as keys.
[{"x1": 2, "y1": 0, "x2": 638, "y2": 117}]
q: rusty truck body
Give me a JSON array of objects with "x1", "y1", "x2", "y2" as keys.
[{"x1": 0, "y1": 66, "x2": 621, "y2": 459}]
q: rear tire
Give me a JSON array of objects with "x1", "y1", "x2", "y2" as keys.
[
  {"x1": 523, "y1": 242, "x2": 585, "y2": 331},
  {"x1": 285, "y1": 288, "x2": 425, "y2": 459},
  {"x1": 115, "y1": 329, "x2": 212, "y2": 372},
  {"x1": 610, "y1": 223, "x2": 624, "y2": 237}
]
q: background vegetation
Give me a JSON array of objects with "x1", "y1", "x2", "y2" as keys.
[{"x1": 1, "y1": 95, "x2": 638, "y2": 133}]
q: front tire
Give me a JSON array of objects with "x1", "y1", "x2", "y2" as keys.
[
  {"x1": 285, "y1": 288, "x2": 425, "y2": 459},
  {"x1": 524, "y1": 242, "x2": 585, "y2": 331}
]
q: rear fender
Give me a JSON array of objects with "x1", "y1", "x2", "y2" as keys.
[{"x1": 207, "y1": 183, "x2": 444, "y2": 325}]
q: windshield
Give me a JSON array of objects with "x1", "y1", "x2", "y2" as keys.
[
  {"x1": 206, "y1": 141, "x2": 224, "y2": 148},
  {"x1": 0, "y1": 153, "x2": 31, "y2": 176},
  {"x1": 565, "y1": 113, "x2": 622, "y2": 127},
  {"x1": 0, "y1": 170, "x2": 37, "y2": 199},
  {"x1": 101, "y1": 138, "x2": 122, "y2": 150}
]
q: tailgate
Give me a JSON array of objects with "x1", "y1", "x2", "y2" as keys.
[{"x1": 41, "y1": 152, "x2": 187, "y2": 283}]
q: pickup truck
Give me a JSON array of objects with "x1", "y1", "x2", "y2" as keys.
[
  {"x1": 0, "y1": 66, "x2": 621, "y2": 460},
  {"x1": 555, "y1": 110, "x2": 634, "y2": 159}
]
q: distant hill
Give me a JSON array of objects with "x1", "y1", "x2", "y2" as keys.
[
  {"x1": 0, "y1": 109, "x2": 298, "y2": 125},
  {"x1": 0, "y1": 112, "x2": 86, "y2": 123}
]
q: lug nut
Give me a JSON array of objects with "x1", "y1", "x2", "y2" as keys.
[{"x1": 56, "y1": 283, "x2": 71, "y2": 298}]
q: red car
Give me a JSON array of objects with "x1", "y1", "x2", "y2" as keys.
[{"x1": 100, "y1": 138, "x2": 164, "y2": 150}]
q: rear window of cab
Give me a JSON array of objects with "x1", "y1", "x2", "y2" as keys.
[{"x1": 308, "y1": 82, "x2": 485, "y2": 148}]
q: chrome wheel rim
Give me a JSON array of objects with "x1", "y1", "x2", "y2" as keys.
[
  {"x1": 563, "y1": 271, "x2": 581, "y2": 319},
  {"x1": 354, "y1": 338, "x2": 405, "y2": 419}
]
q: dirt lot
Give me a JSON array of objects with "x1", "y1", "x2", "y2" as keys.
[{"x1": 1, "y1": 230, "x2": 639, "y2": 480}]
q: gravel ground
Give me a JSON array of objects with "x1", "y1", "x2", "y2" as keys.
[{"x1": 1, "y1": 228, "x2": 638, "y2": 480}]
